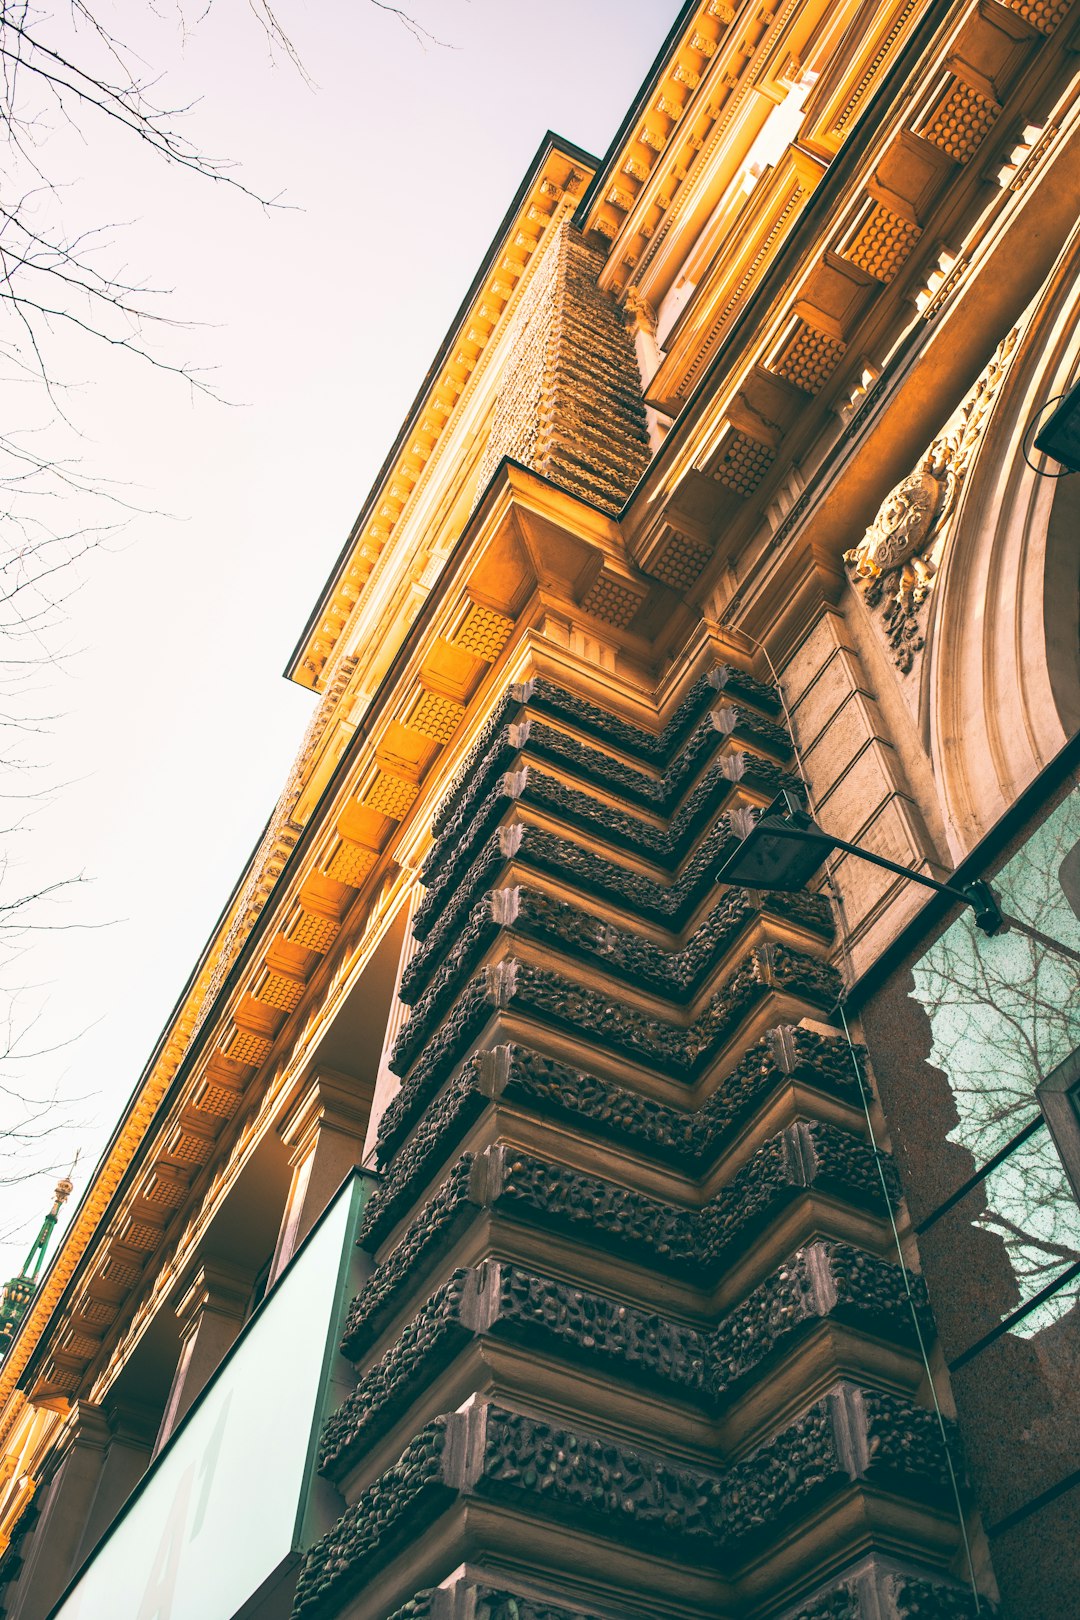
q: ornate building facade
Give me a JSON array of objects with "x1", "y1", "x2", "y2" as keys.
[{"x1": 1, "y1": 2, "x2": 1078, "y2": 1618}]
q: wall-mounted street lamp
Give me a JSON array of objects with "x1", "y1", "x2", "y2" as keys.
[
  {"x1": 716, "y1": 789, "x2": 1007, "y2": 934},
  {"x1": 718, "y1": 791, "x2": 1080, "y2": 965},
  {"x1": 1032, "y1": 377, "x2": 1080, "y2": 473}
]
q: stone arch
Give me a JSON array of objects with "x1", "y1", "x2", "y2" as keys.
[{"x1": 925, "y1": 232, "x2": 1080, "y2": 859}]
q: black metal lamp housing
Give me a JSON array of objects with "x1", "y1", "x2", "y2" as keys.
[
  {"x1": 717, "y1": 790, "x2": 1006, "y2": 937},
  {"x1": 716, "y1": 789, "x2": 835, "y2": 891},
  {"x1": 1033, "y1": 377, "x2": 1080, "y2": 472}
]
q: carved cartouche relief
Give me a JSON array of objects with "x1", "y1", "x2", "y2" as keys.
[{"x1": 845, "y1": 327, "x2": 1020, "y2": 672}]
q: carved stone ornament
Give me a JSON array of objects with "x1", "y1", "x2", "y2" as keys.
[{"x1": 844, "y1": 327, "x2": 1020, "y2": 671}]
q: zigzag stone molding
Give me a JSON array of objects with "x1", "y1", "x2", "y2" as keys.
[
  {"x1": 342, "y1": 1127, "x2": 899, "y2": 1357},
  {"x1": 296, "y1": 1388, "x2": 956, "y2": 1619},
  {"x1": 388, "y1": 946, "x2": 840, "y2": 1134},
  {"x1": 397, "y1": 878, "x2": 832, "y2": 1068},
  {"x1": 320, "y1": 1241, "x2": 929, "y2": 1482},
  {"x1": 297, "y1": 665, "x2": 963, "y2": 1620},
  {"x1": 369, "y1": 1025, "x2": 864, "y2": 1239},
  {"x1": 430, "y1": 667, "x2": 781, "y2": 842}
]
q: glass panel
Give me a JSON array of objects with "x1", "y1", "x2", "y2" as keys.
[
  {"x1": 54, "y1": 1174, "x2": 365, "y2": 1620},
  {"x1": 911, "y1": 788, "x2": 1080, "y2": 1337},
  {"x1": 919, "y1": 1125, "x2": 1080, "y2": 1355},
  {"x1": 982, "y1": 1127, "x2": 1080, "y2": 1332}
]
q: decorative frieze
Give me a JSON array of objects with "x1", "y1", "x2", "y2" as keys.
[
  {"x1": 341, "y1": 1156, "x2": 476, "y2": 1357},
  {"x1": 535, "y1": 663, "x2": 781, "y2": 744},
  {"x1": 475, "y1": 223, "x2": 650, "y2": 515},
  {"x1": 429, "y1": 688, "x2": 522, "y2": 837},
  {"x1": 389, "y1": 946, "x2": 839, "y2": 1142},
  {"x1": 420, "y1": 712, "x2": 786, "y2": 900},
  {"x1": 387, "y1": 1586, "x2": 597, "y2": 1620},
  {"x1": 294, "y1": 1419, "x2": 452, "y2": 1619},
  {"x1": 780, "y1": 1564, "x2": 988, "y2": 1620},
  {"x1": 710, "y1": 1239, "x2": 929, "y2": 1399},
  {"x1": 401, "y1": 876, "x2": 830, "y2": 1045},
  {"x1": 376, "y1": 1015, "x2": 858, "y2": 1199},
  {"x1": 428, "y1": 669, "x2": 780, "y2": 846},
  {"x1": 323, "y1": 1240, "x2": 928, "y2": 1486},
  {"x1": 321, "y1": 1271, "x2": 473, "y2": 1475},
  {"x1": 404, "y1": 771, "x2": 819, "y2": 1036},
  {"x1": 363, "y1": 1061, "x2": 488, "y2": 1244},
  {"x1": 303, "y1": 658, "x2": 958, "y2": 1620},
  {"x1": 349, "y1": 1125, "x2": 898, "y2": 1356}
]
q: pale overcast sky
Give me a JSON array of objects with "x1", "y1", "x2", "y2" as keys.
[{"x1": 0, "y1": 0, "x2": 670, "y2": 1278}]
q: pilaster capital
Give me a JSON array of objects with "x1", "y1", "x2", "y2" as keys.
[
  {"x1": 52, "y1": 1400, "x2": 110, "y2": 1465},
  {"x1": 106, "y1": 1397, "x2": 159, "y2": 1447},
  {"x1": 174, "y1": 1258, "x2": 252, "y2": 1339},
  {"x1": 623, "y1": 287, "x2": 658, "y2": 336},
  {"x1": 278, "y1": 1067, "x2": 372, "y2": 1166}
]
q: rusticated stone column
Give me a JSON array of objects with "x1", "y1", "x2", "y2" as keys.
[{"x1": 291, "y1": 664, "x2": 978, "y2": 1620}]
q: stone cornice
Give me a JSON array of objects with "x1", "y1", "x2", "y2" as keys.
[
  {"x1": 285, "y1": 135, "x2": 597, "y2": 695},
  {"x1": 575, "y1": 0, "x2": 925, "y2": 306},
  {"x1": 723, "y1": 65, "x2": 1080, "y2": 659}
]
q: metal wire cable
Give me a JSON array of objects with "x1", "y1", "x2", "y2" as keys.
[{"x1": 726, "y1": 622, "x2": 984, "y2": 1609}]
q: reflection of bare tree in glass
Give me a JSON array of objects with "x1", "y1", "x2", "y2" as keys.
[{"x1": 912, "y1": 788, "x2": 1080, "y2": 1333}]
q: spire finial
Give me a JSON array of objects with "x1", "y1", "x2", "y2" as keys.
[{"x1": 0, "y1": 1157, "x2": 80, "y2": 1358}]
